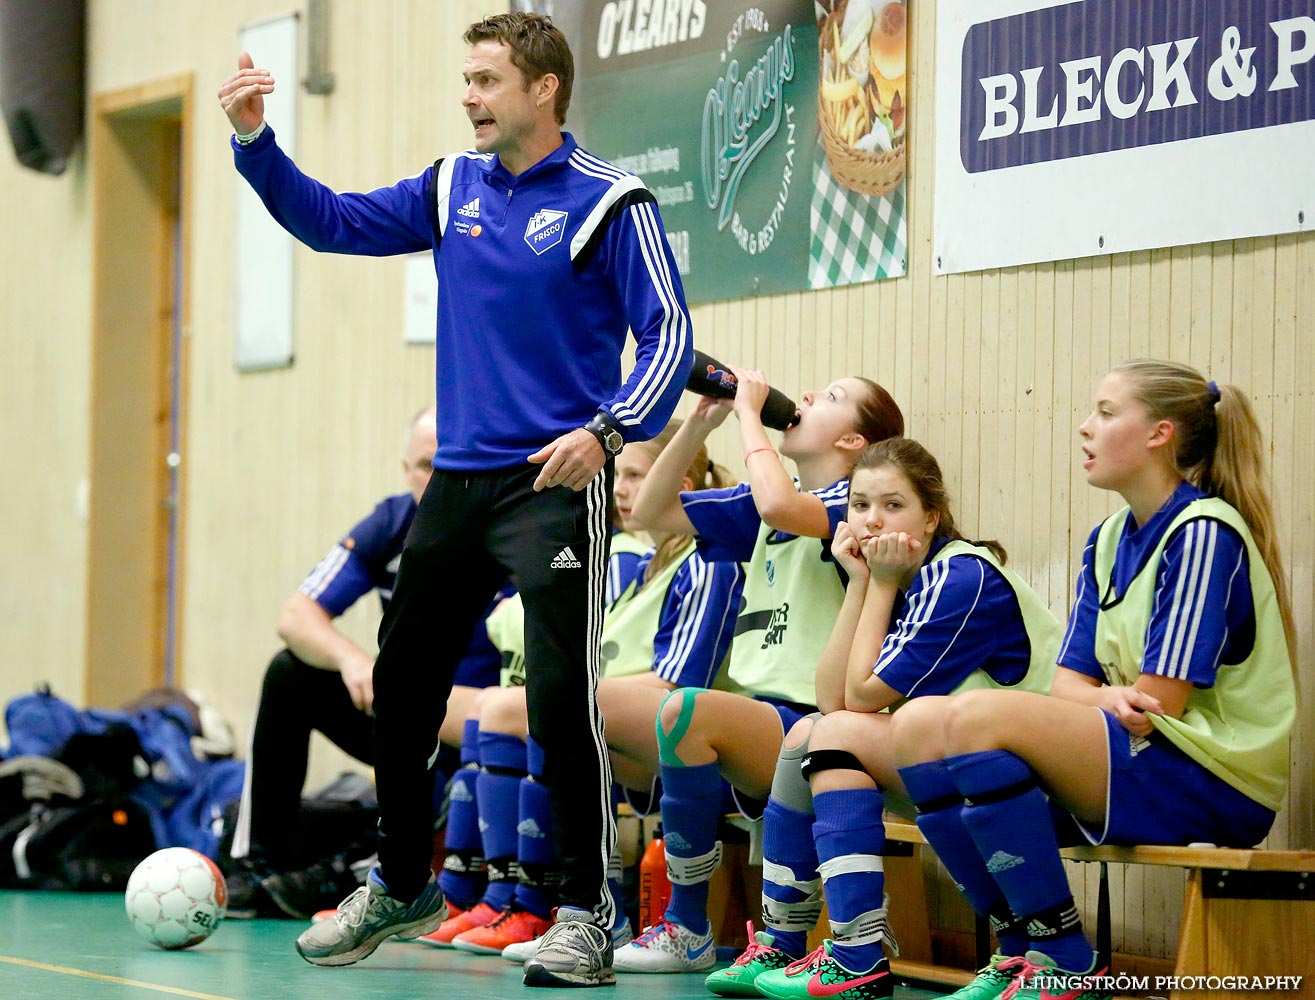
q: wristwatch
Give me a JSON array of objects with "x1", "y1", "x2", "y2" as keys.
[{"x1": 584, "y1": 412, "x2": 625, "y2": 457}]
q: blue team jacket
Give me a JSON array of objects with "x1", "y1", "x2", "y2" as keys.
[{"x1": 233, "y1": 128, "x2": 692, "y2": 471}]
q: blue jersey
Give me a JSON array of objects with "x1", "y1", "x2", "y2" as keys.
[
  {"x1": 1058, "y1": 482, "x2": 1255, "y2": 686},
  {"x1": 633, "y1": 549, "x2": 745, "y2": 687},
  {"x1": 607, "y1": 532, "x2": 647, "y2": 608},
  {"x1": 681, "y1": 479, "x2": 851, "y2": 563},
  {"x1": 299, "y1": 494, "x2": 414, "y2": 616},
  {"x1": 297, "y1": 492, "x2": 510, "y2": 687},
  {"x1": 871, "y1": 536, "x2": 1034, "y2": 696},
  {"x1": 233, "y1": 129, "x2": 691, "y2": 470}
]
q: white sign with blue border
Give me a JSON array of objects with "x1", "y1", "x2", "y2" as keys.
[{"x1": 934, "y1": 0, "x2": 1315, "y2": 274}]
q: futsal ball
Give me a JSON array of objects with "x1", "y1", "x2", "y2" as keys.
[{"x1": 124, "y1": 847, "x2": 227, "y2": 949}]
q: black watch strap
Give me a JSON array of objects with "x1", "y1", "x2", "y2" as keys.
[{"x1": 584, "y1": 411, "x2": 625, "y2": 456}]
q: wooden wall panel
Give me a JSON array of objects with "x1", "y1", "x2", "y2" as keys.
[
  {"x1": 0, "y1": 139, "x2": 92, "y2": 728},
  {"x1": 0, "y1": 0, "x2": 1309, "y2": 960}
]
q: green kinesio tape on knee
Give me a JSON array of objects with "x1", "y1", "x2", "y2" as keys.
[{"x1": 656, "y1": 687, "x2": 707, "y2": 766}]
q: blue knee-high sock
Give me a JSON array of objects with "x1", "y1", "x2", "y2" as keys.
[
  {"x1": 439, "y1": 720, "x2": 486, "y2": 909},
  {"x1": 477, "y1": 730, "x2": 526, "y2": 911},
  {"x1": 899, "y1": 759, "x2": 1028, "y2": 958},
  {"x1": 947, "y1": 751, "x2": 1094, "y2": 971},
  {"x1": 658, "y1": 761, "x2": 722, "y2": 934},
  {"x1": 761, "y1": 798, "x2": 821, "y2": 960},
  {"x1": 513, "y1": 736, "x2": 556, "y2": 919},
  {"x1": 813, "y1": 788, "x2": 888, "y2": 972}
]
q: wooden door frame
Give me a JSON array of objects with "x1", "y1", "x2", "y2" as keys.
[{"x1": 86, "y1": 74, "x2": 193, "y2": 703}]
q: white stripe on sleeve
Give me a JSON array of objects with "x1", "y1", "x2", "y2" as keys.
[
  {"x1": 654, "y1": 557, "x2": 711, "y2": 682},
  {"x1": 299, "y1": 544, "x2": 351, "y2": 601},
  {"x1": 1156, "y1": 520, "x2": 1217, "y2": 680},
  {"x1": 874, "y1": 558, "x2": 950, "y2": 675},
  {"x1": 614, "y1": 201, "x2": 687, "y2": 428},
  {"x1": 902, "y1": 560, "x2": 987, "y2": 697}
]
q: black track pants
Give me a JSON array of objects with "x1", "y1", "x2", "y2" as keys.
[
  {"x1": 372, "y1": 463, "x2": 616, "y2": 926},
  {"x1": 232, "y1": 650, "x2": 373, "y2": 869}
]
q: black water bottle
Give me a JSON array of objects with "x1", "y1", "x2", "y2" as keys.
[{"x1": 685, "y1": 350, "x2": 800, "y2": 430}]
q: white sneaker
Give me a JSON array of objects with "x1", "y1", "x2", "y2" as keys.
[
  {"x1": 612, "y1": 917, "x2": 716, "y2": 973},
  {"x1": 523, "y1": 909, "x2": 615, "y2": 987},
  {"x1": 294, "y1": 870, "x2": 447, "y2": 967},
  {"x1": 503, "y1": 917, "x2": 633, "y2": 963}
]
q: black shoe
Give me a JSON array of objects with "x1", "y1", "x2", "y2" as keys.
[
  {"x1": 224, "y1": 856, "x2": 281, "y2": 919},
  {"x1": 263, "y1": 854, "x2": 366, "y2": 920}
]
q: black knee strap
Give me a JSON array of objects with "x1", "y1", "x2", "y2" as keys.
[
  {"x1": 988, "y1": 902, "x2": 1023, "y2": 938},
  {"x1": 485, "y1": 856, "x2": 520, "y2": 884},
  {"x1": 962, "y1": 776, "x2": 1035, "y2": 807},
  {"x1": 799, "y1": 748, "x2": 867, "y2": 780},
  {"x1": 442, "y1": 850, "x2": 485, "y2": 874},
  {"x1": 481, "y1": 764, "x2": 527, "y2": 779},
  {"x1": 1020, "y1": 899, "x2": 1082, "y2": 941},
  {"x1": 912, "y1": 791, "x2": 964, "y2": 814}
]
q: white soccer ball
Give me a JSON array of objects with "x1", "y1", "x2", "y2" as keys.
[{"x1": 124, "y1": 847, "x2": 227, "y2": 949}]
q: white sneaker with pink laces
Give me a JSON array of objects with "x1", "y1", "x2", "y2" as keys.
[{"x1": 612, "y1": 917, "x2": 716, "y2": 973}]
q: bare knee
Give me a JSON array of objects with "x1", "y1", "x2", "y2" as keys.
[
  {"x1": 479, "y1": 686, "x2": 528, "y2": 736},
  {"x1": 942, "y1": 690, "x2": 1007, "y2": 756},
  {"x1": 657, "y1": 688, "x2": 698, "y2": 734},
  {"x1": 466, "y1": 686, "x2": 491, "y2": 720},
  {"x1": 782, "y1": 715, "x2": 815, "y2": 751},
  {"x1": 658, "y1": 688, "x2": 717, "y2": 766},
  {"x1": 889, "y1": 697, "x2": 952, "y2": 765},
  {"x1": 809, "y1": 710, "x2": 870, "y2": 753}
]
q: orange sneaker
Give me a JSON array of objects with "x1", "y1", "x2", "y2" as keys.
[
  {"x1": 453, "y1": 908, "x2": 553, "y2": 955},
  {"x1": 417, "y1": 901, "x2": 499, "y2": 948}
]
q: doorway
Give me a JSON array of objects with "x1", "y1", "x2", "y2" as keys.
[{"x1": 86, "y1": 75, "x2": 193, "y2": 705}]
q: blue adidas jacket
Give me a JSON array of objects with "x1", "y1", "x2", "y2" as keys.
[{"x1": 233, "y1": 129, "x2": 692, "y2": 470}]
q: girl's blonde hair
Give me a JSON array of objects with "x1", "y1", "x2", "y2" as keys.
[
  {"x1": 630, "y1": 420, "x2": 735, "y2": 586},
  {"x1": 1114, "y1": 359, "x2": 1296, "y2": 669}
]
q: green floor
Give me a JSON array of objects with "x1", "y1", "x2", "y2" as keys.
[{"x1": 0, "y1": 892, "x2": 942, "y2": 1000}]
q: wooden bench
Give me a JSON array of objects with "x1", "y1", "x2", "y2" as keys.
[{"x1": 884, "y1": 818, "x2": 1315, "y2": 1000}]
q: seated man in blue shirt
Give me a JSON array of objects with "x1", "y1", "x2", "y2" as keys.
[{"x1": 226, "y1": 407, "x2": 508, "y2": 918}]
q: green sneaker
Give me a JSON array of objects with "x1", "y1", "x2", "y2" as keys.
[
  {"x1": 705, "y1": 922, "x2": 793, "y2": 997},
  {"x1": 294, "y1": 869, "x2": 447, "y2": 967},
  {"x1": 1000, "y1": 951, "x2": 1110, "y2": 1000},
  {"x1": 754, "y1": 941, "x2": 893, "y2": 1000},
  {"x1": 928, "y1": 953, "x2": 1028, "y2": 1000}
]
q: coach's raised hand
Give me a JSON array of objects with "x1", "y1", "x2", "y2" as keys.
[{"x1": 218, "y1": 52, "x2": 274, "y2": 134}]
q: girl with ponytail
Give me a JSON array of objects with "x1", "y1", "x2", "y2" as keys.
[{"x1": 889, "y1": 360, "x2": 1297, "y2": 1000}]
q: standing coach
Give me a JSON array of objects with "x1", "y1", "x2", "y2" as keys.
[{"x1": 219, "y1": 11, "x2": 692, "y2": 985}]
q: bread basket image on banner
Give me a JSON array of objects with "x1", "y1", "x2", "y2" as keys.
[{"x1": 817, "y1": 0, "x2": 907, "y2": 197}]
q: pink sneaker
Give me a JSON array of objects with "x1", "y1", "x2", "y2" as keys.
[
  {"x1": 453, "y1": 908, "x2": 553, "y2": 955},
  {"x1": 417, "y1": 901, "x2": 500, "y2": 948}
]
